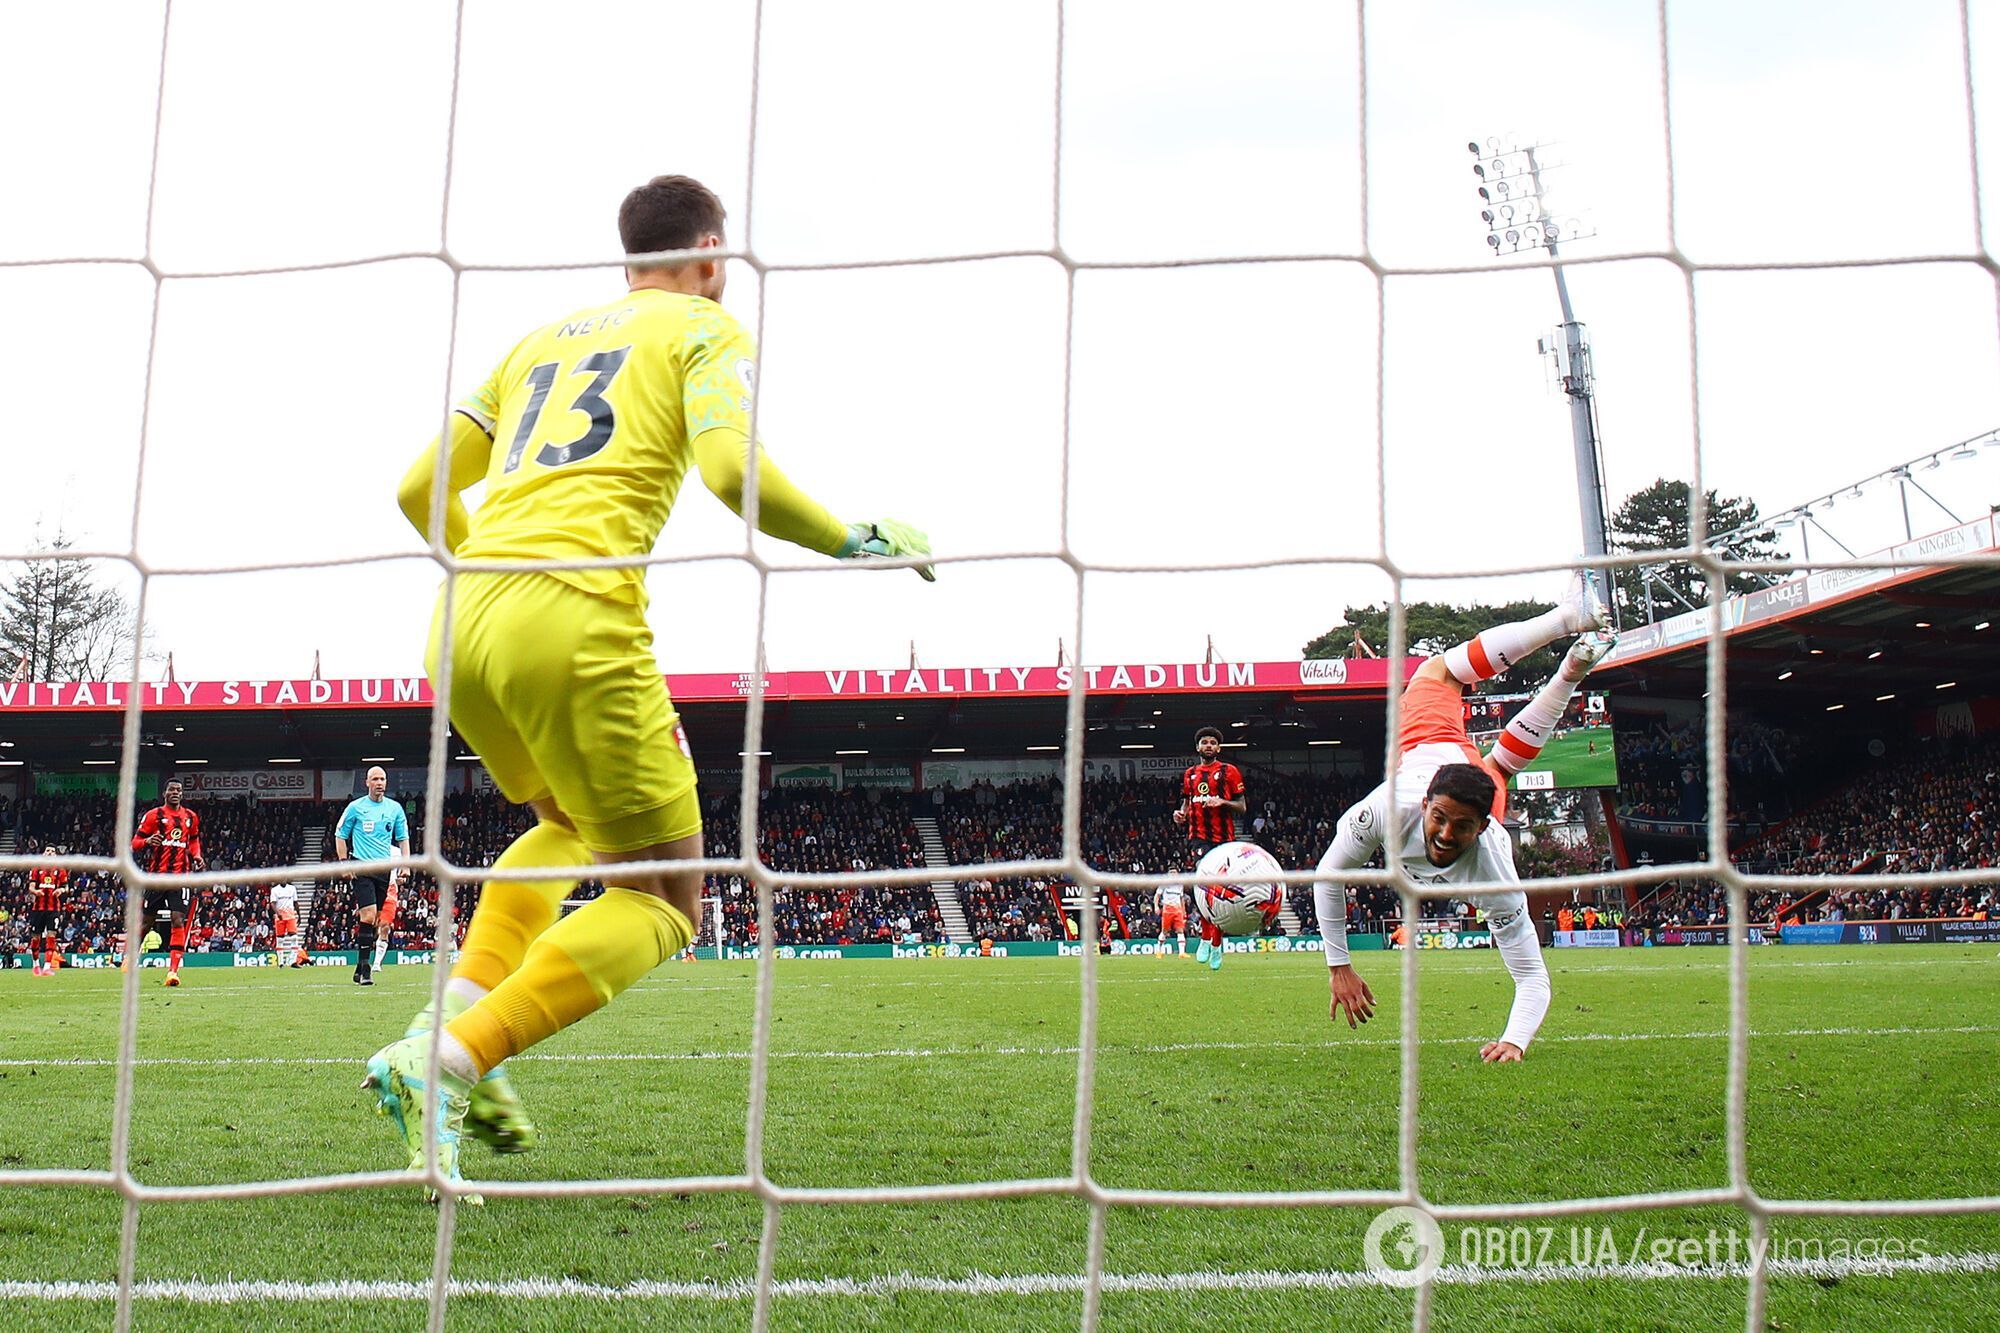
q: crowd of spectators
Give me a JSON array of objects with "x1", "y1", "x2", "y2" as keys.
[
  {"x1": 13, "y1": 794, "x2": 121, "y2": 856},
  {"x1": 1736, "y1": 741, "x2": 2000, "y2": 877},
  {"x1": 7, "y1": 734, "x2": 1999, "y2": 958},
  {"x1": 1614, "y1": 715, "x2": 1805, "y2": 825},
  {"x1": 923, "y1": 772, "x2": 1372, "y2": 940},
  {"x1": 928, "y1": 772, "x2": 1385, "y2": 941},
  {"x1": 306, "y1": 791, "x2": 536, "y2": 951},
  {"x1": 0, "y1": 866, "x2": 127, "y2": 957},
  {"x1": 936, "y1": 779, "x2": 1066, "y2": 942},
  {"x1": 1624, "y1": 878, "x2": 1730, "y2": 930},
  {"x1": 0, "y1": 783, "x2": 944, "y2": 957},
  {"x1": 708, "y1": 787, "x2": 939, "y2": 947},
  {"x1": 1, "y1": 794, "x2": 318, "y2": 959},
  {"x1": 1620, "y1": 735, "x2": 2000, "y2": 931}
]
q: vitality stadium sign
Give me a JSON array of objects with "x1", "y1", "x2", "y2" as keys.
[
  {"x1": 0, "y1": 678, "x2": 430, "y2": 710},
  {"x1": 0, "y1": 659, "x2": 1418, "y2": 711},
  {"x1": 791, "y1": 659, "x2": 1408, "y2": 697}
]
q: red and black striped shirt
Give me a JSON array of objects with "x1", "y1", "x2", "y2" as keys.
[
  {"x1": 133, "y1": 805, "x2": 203, "y2": 876},
  {"x1": 30, "y1": 868, "x2": 67, "y2": 913},
  {"x1": 1182, "y1": 761, "x2": 1245, "y2": 845}
]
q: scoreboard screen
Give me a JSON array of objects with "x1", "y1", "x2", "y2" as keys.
[{"x1": 1462, "y1": 690, "x2": 1620, "y2": 790}]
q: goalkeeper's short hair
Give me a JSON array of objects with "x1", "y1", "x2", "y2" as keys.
[{"x1": 619, "y1": 175, "x2": 728, "y2": 266}]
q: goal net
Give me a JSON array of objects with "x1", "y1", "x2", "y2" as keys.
[{"x1": 3, "y1": 2, "x2": 1998, "y2": 1330}]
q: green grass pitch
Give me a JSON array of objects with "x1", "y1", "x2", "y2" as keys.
[
  {"x1": 1, "y1": 945, "x2": 1995, "y2": 1329},
  {"x1": 1508, "y1": 727, "x2": 1620, "y2": 791}
]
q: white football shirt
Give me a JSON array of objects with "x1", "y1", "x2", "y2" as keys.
[{"x1": 1313, "y1": 778, "x2": 1518, "y2": 966}]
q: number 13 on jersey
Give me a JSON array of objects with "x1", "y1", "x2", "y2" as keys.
[{"x1": 501, "y1": 345, "x2": 632, "y2": 474}]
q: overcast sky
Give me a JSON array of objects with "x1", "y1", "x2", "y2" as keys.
[{"x1": 3, "y1": 0, "x2": 1997, "y2": 683}]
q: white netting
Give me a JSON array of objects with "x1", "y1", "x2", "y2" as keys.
[{"x1": 4, "y1": 1, "x2": 2000, "y2": 1330}]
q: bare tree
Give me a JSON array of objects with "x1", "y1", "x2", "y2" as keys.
[{"x1": 0, "y1": 531, "x2": 156, "y2": 681}]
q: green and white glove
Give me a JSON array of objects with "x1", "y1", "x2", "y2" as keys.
[{"x1": 839, "y1": 519, "x2": 936, "y2": 582}]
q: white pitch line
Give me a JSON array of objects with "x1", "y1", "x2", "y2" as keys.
[
  {"x1": 2, "y1": 1023, "x2": 1994, "y2": 1069},
  {"x1": 3, "y1": 951, "x2": 1979, "y2": 1001},
  {"x1": 6, "y1": 1249, "x2": 1999, "y2": 1304},
  {"x1": 1, "y1": 971, "x2": 1215, "y2": 999}
]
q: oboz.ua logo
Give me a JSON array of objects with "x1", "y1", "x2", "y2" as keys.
[{"x1": 1363, "y1": 1206, "x2": 1443, "y2": 1288}]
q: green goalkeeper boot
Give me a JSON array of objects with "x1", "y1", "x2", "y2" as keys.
[
  {"x1": 406, "y1": 999, "x2": 541, "y2": 1155},
  {"x1": 362, "y1": 1034, "x2": 481, "y2": 1205},
  {"x1": 465, "y1": 1068, "x2": 538, "y2": 1154}
]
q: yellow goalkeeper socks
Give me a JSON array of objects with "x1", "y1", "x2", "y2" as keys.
[
  {"x1": 445, "y1": 888, "x2": 693, "y2": 1077},
  {"x1": 451, "y1": 821, "x2": 587, "y2": 994}
]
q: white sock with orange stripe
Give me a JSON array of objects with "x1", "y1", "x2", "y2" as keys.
[
  {"x1": 1442, "y1": 603, "x2": 1586, "y2": 685},
  {"x1": 1487, "y1": 657, "x2": 1592, "y2": 775}
]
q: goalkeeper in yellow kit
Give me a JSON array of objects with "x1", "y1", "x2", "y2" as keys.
[{"x1": 364, "y1": 175, "x2": 933, "y2": 1198}]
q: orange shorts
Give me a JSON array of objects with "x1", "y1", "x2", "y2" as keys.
[
  {"x1": 379, "y1": 891, "x2": 399, "y2": 930},
  {"x1": 274, "y1": 909, "x2": 298, "y2": 936},
  {"x1": 1398, "y1": 674, "x2": 1508, "y2": 819},
  {"x1": 1160, "y1": 903, "x2": 1187, "y2": 932}
]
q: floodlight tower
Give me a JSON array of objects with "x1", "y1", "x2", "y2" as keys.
[{"x1": 1468, "y1": 137, "x2": 1611, "y2": 599}]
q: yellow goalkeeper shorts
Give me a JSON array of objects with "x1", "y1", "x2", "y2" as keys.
[{"x1": 425, "y1": 572, "x2": 702, "y2": 853}]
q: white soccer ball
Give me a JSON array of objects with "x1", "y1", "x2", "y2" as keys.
[{"x1": 1195, "y1": 841, "x2": 1287, "y2": 937}]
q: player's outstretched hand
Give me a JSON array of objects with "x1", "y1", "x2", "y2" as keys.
[
  {"x1": 190, "y1": 855, "x2": 205, "y2": 872},
  {"x1": 1479, "y1": 1040, "x2": 1524, "y2": 1063},
  {"x1": 846, "y1": 519, "x2": 935, "y2": 582},
  {"x1": 1171, "y1": 807, "x2": 1188, "y2": 825},
  {"x1": 1328, "y1": 964, "x2": 1376, "y2": 1028}
]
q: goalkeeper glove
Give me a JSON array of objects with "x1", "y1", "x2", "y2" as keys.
[{"x1": 839, "y1": 519, "x2": 936, "y2": 582}]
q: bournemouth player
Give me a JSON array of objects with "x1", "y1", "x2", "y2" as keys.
[
  {"x1": 1313, "y1": 574, "x2": 1613, "y2": 1061},
  {"x1": 365, "y1": 174, "x2": 935, "y2": 1198},
  {"x1": 271, "y1": 880, "x2": 306, "y2": 968},
  {"x1": 1173, "y1": 726, "x2": 1246, "y2": 971},
  {"x1": 1153, "y1": 878, "x2": 1189, "y2": 956},
  {"x1": 335, "y1": 766, "x2": 410, "y2": 987},
  {"x1": 27, "y1": 849, "x2": 69, "y2": 976},
  {"x1": 132, "y1": 779, "x2": 206, "y2": 986}
]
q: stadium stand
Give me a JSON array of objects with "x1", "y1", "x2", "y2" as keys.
[
  {"x1": 2, "y1": 795, "x2": 315, "y2": 958},
  {"x1": 710, "y1": 787, "x2": 942, "y2": 947},
  {"x1": 7, "y1": 738, "x2": 1997, "y2": 958},
  {"x1": 1624, "y1": 735, "x2": 2000, "y2": 931},
  {"x1": 1615, "y1": 714, "x2": 1808, "y2": 825},
  {"x1": 936, "y1": 779, "x2": 1065, "y2": 942}
]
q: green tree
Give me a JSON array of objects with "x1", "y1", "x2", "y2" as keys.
[
  {"x1": 1302, "y1": 598, "x2": 1566, "y2": 688},
  {"x1": 1609, "y1": 478, "x2": 1787, "y2": 615},
  {"x1": 0, "y1": 531, "x2": 153, "y2": 681}
]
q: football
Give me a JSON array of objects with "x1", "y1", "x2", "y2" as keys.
[{"x1": 1195, "y1": 840, "x2": 1287, "y2": 936}]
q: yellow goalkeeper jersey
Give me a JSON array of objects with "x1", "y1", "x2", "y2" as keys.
[{"x1": 454, "y1": 289, "x2": 831, "y2": 603}]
